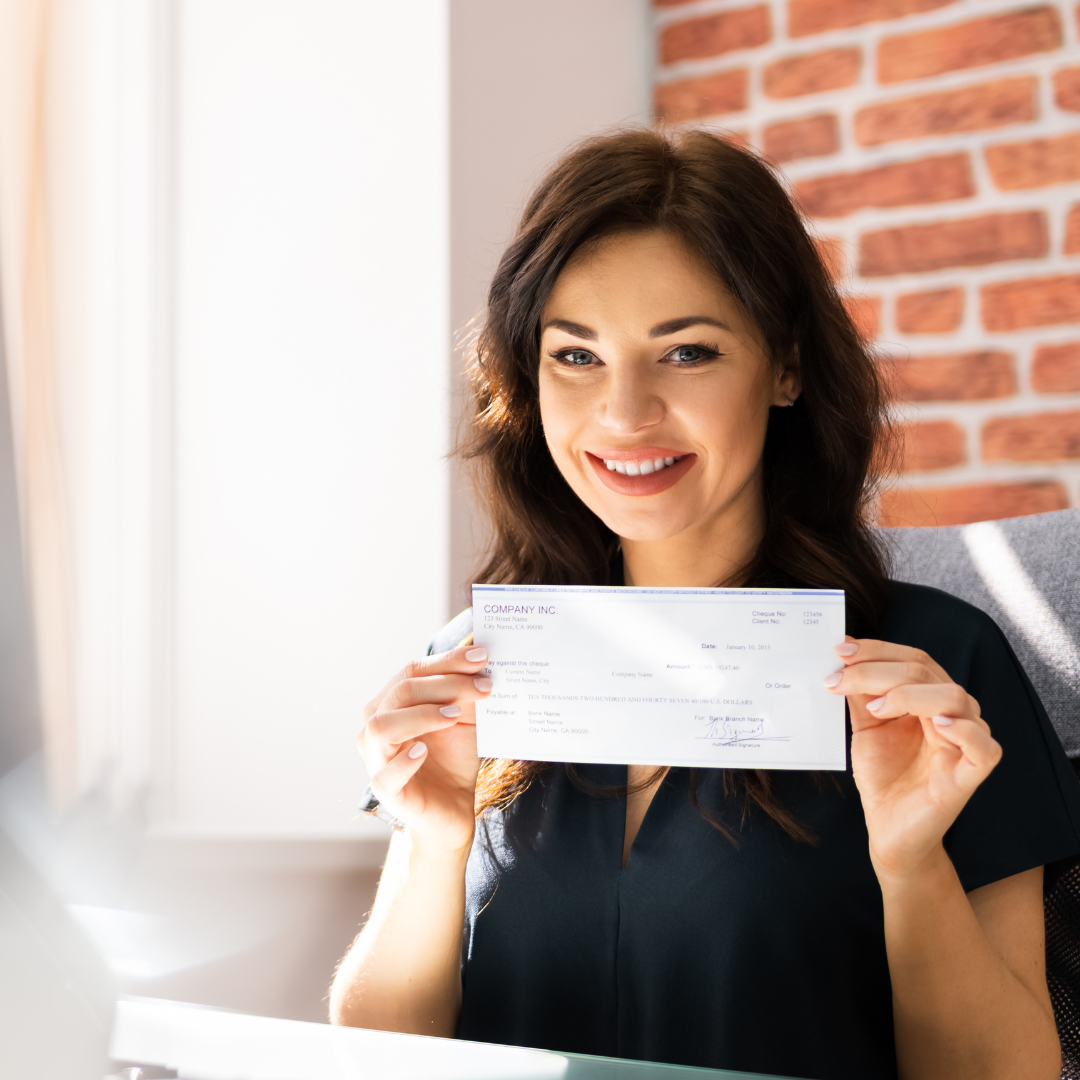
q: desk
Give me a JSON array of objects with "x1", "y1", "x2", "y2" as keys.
[{"x1": 111, "y1": 997, "x2": 791, "y2": 1080}]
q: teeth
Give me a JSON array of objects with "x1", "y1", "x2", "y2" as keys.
[{"x1": 601, "y1": 454, "x2": 683, "y2": 475}]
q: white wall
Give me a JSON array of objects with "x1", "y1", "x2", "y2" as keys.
[
  {"x1": 167, "y1": 0, "x2": 450, "y2": 836},
  {"x1": 448, "y1": 0, "x2": 653, "y2": 610}
]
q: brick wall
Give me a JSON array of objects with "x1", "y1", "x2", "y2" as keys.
[{"x1": 653, "y1": 0, "x2": 1080, "y2": 526}]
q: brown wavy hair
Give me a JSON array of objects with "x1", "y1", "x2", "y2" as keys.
[{"x1": 460, "y1": 128, "x2": 893, "y2": 843}]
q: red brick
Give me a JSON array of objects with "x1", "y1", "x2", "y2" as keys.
[
  {"x1": 981, "y1": 274, "x2": 1080, "y2": 330},
  {"x1": 896, "y1": 420, "x2": 967, "y2": 471},
  {"x1": 715, "y1": 130, "x2": 750, "y2": 151},
  {"x1": 1054, "y1": 66, "x2": 1080, "y2": 111},
  {"x1": 895, "y1": 288, "x2": 964, "y2": 333},
  {"x1": 983, "y1": 410, "x2": 1080, "y2": 461},
  {"x1": 814, "y1": 236, "x2": 847, "y2": 280},
  {"x1": 985, "y1": 133, "x2": 1080, "y2": 190},
  {"x1": 660, "y1": 6, "x2": 771, "y2": 64},
  {"x1": 887, "y1": 350, "x2": 1016, "y2": 401},
  {"x1": 859, "y1": 211, "x2": 1047, "y2": 276},
  {"x1": 793, "y1": 153, "x2": 974, "y2": 218},
  {"x1": 844, "y1": 295, "x2": 882, "y2": 338},
  {"x1": 854, "y1": 77, "x2": 1036, "y2": 147},
  {"x1": 1066, "y1": 205, "x2": 1080, "y2": 255},
  {"x1": 763, "y1": 48, "x2": 861, "y2": 99},
  {"x1": 879, "y1": 481, "x2": 1068, "y2": 526},
  {"x1": 763, "y1": 114, "x2": 840, "y2": 163},
  {"x1": 788, "y1": 0, "x2": 956, "y2": 38},
  {"x1": 878, "y1": 8, "x2": 1063, "y2": 84},
  {"x1": 655, "y1": 70, "x2": 749, "y2": 122},
  {"x1": 1032, "y1": 342, "x2": 1080, "y2": 393}
]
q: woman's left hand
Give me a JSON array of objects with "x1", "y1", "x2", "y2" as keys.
[{"x1": 827, "y1": 638, "x2": 1003, "y2": 879}]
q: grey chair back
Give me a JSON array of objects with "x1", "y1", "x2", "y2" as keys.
[{"x1": 884, "y1": 508, "x2": 1080, "y2": 758}]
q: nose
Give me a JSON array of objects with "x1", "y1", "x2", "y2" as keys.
[{"x1": 597, "y1": 364, "x2": 664, "y2": 434}]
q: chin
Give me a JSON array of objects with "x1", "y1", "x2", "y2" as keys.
[{"x1": 590, "y1": 502, "x2": 695, "y2": 544}]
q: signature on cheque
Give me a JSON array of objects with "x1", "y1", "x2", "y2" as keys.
[{"x1": 700, "y1": 716, "x2": 792, "y2": 746}]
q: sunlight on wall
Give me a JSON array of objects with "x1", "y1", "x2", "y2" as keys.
[{"x1": 168, "y1": 0, "x2": 450, "y2": 835}]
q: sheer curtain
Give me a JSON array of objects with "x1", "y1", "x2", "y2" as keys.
[
  {"x1": 0, "y1": 0, "x2": 456, "y2": 833},
  {"x1": 0, "y1": 0, "x2": 77, "y2": 805}
]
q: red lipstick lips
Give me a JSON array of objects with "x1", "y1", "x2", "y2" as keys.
[{"x1": 586, "y1": 451, "x2": 696, "y2": 496}]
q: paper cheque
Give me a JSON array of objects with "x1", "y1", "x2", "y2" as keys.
[{"x1": 472, "y1": 584, "x2": 848, "y2": 770}]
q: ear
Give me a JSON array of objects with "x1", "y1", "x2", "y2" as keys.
[{"x1": 772, "y1": 348, "x2": 802, "y2": 407}]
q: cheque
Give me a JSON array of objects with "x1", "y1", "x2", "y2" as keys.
[{"x1": 472, "y1": 584, "x2": 847, "y2": 770}]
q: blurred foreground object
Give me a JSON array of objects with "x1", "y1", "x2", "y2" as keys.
[
  {"x1": 0, "y1": 824, "x2": 113, "y2": 1079},
  {"x1": 110, "y1": 996, "x2": 772, "y2": 1079}
]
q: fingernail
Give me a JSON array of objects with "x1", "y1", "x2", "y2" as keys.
[
  {"x1": 835, "y1": 642, "x2": 858, "y2": 656},
  {"x1": 932, "y1": 715, "x2": 955, "y2": 727},
  {"x1": 408, "y1": 742, "x2": 426, "y2": 758},
  {"x1": 439, "y1": 705, "x2": 461, "y2": 718},
  {"x1": 473, "y1": 677, "x2": 493, "y2": 692},
  {"x1": 465, "y1": 647, "x2": 487, "y2": 663},
  {"x1": 822, "y1": 671, "x2": 843, "y2": 688},
  {"x1": 866, "y1": 696, "x2": 886, "y2": 712}
]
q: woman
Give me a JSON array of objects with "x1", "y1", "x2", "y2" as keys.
[{"x1": 329, "y1": 130, "x2": 1079, "y2": 1080}]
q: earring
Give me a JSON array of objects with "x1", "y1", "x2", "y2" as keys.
[{"x1": 783, "y1": 395, "x2": 796, "y2": 406}]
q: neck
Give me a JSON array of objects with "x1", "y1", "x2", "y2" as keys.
[{"x1": 620, "y1": 473, "x2": 765, "y2": 589}]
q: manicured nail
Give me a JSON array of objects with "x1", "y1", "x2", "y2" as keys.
[
  {"x1": 932, "y1": 715, "x2": 955, "y2": 727},
  {"x1": 465, "y1": 647, "x2": 487, "y2": 663},
  {"x1": 866, "y1": 696, "x2": 886, "y2": 712},
  {"x1": 835, "y1": 642, "x2": 858, "y2": 656},
  {"x1": 408, "y1": 742, "x2": 426, "y2": 758},
  {"x1": 473, "y1": 677, "x2": 493, "y2": 692},
  {"x1": 822, "y1": 671, "x2": 843, "y2": 688},
  {"x1": 439, "y1": 705, "x2": 461, "y2": 718}
]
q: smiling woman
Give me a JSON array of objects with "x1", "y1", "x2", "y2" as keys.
[
  {"x1": 538, "y1": 230, "x2": 796, "y2": 562},
  {"x1": 329, "y1": 130, "x2": 1080, "y2": 1080}
]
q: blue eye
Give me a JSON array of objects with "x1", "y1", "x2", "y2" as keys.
[
  {"x1": 557, "y1": 349, "x2": 596, "y2": 366},
  {"x1": 667, "y1": 344, "x2": 717, "y2": 365}
]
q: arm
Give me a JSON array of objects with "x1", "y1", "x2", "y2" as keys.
[
  {"x1": 882, "y1": 859, "x2": 1056, "y2": 1080},
  {"x1": 328, "y1": 645, "x2": 490, "y2": 1035},
  {"x1": 330, "y1": 830, "x2": 471, "y2": 1035},
  {"x1": 829, "y1": 639, "x2": 1060, "y2": 1080}
]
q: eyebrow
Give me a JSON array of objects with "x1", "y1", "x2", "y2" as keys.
[
  {"x1": 649, "y1": 316, "x2": 731, "y2": 338},
  {"x1": 541, "y1": 315, "x2": 731, "y2": 341},
  {"x1": 542, "y1": 318, "x2": 598, "y2": 340}
]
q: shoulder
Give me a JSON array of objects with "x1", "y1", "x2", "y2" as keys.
[
  {"x1": 881, "y1": 579, "x2": 999, "y2": 635},
  {"x1": 877, "y1": 580, "x2": 1003, "y2": 674},
  {"x1": 426, "y1": 607, "x2": 474, "y2": 656}
]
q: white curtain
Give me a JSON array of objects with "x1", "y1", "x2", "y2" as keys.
[{"x1": 0, "y1": 0, "x2": 78, "y2": 805}]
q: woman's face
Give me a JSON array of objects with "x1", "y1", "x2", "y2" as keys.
[{"x1": 538, "y1": 228, "x2": 800, "y2": 548}]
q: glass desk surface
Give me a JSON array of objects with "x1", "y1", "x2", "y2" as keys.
[{"x1": 111, "y1": 996, "x2": 799, "y2": 1080}]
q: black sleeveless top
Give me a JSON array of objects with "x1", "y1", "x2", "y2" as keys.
[{"x1": 447, "y1": 583, "x2": 1080, "y2": 1079}]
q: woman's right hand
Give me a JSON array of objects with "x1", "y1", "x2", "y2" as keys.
[{"x1": 359, "y1": 645, "x2": 491, "y2": 853}]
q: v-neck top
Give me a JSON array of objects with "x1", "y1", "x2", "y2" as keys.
[{"x1": 452, "y1": 582, "x2": 1080, "y2": 1079}]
